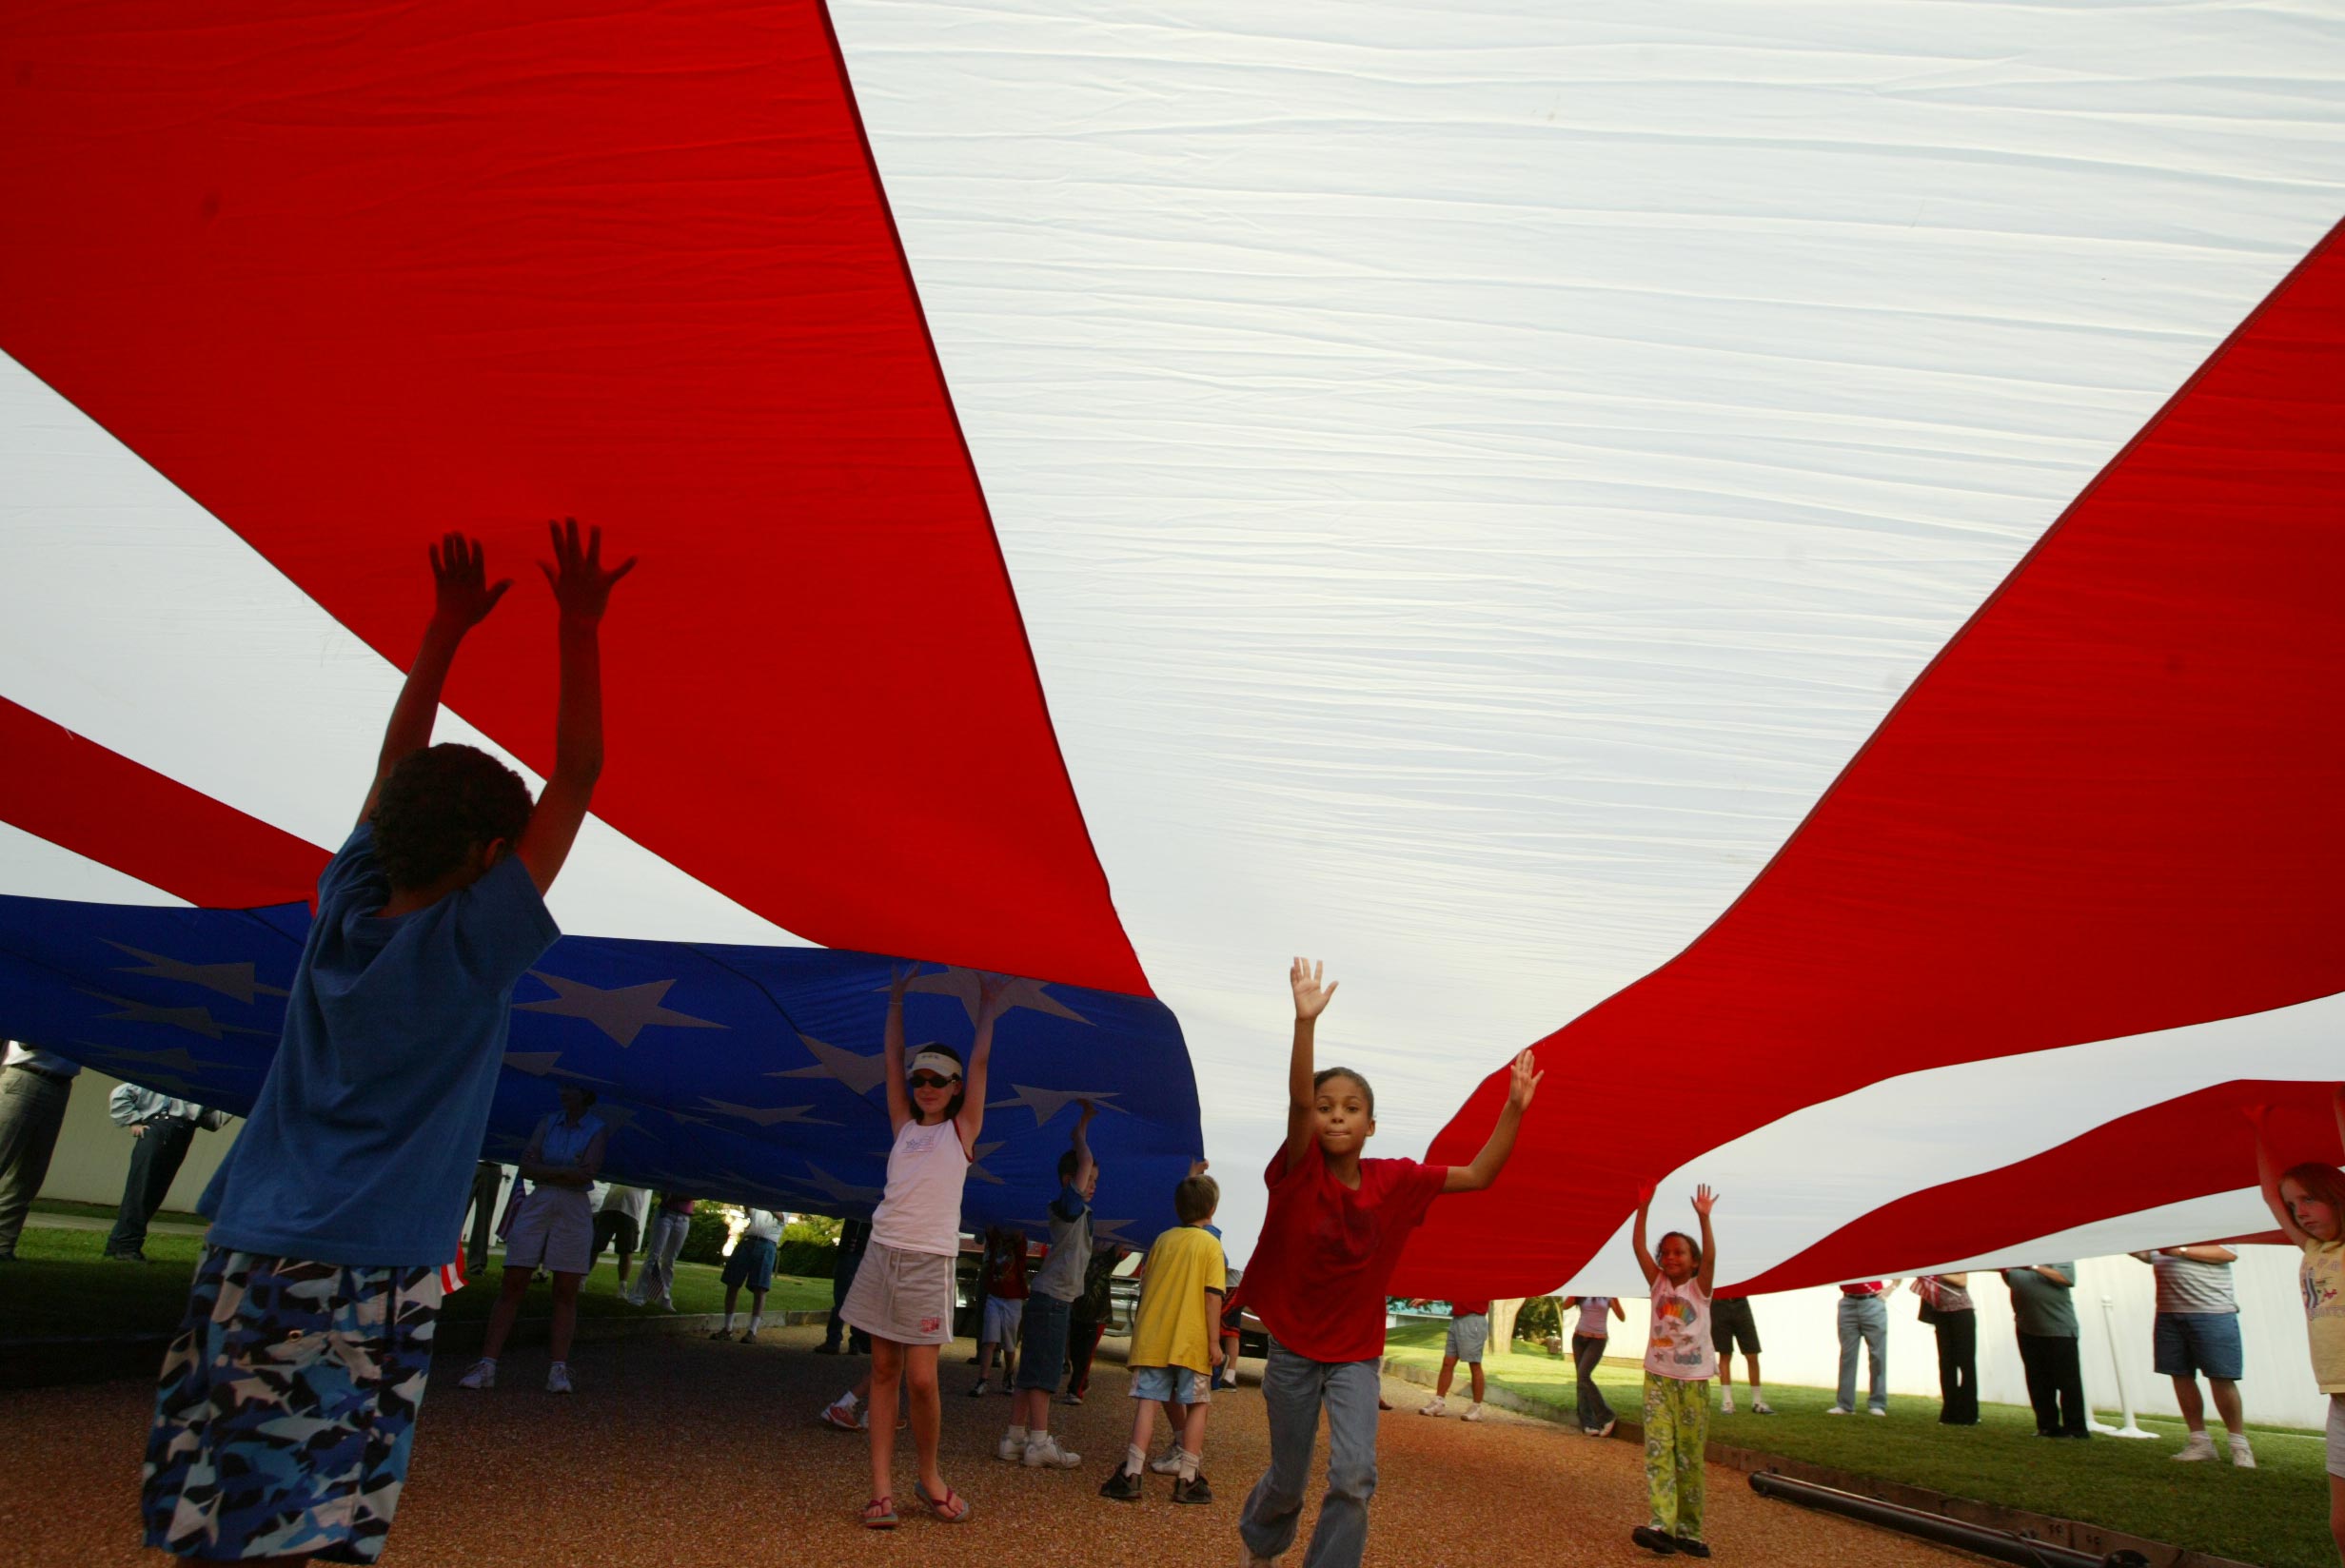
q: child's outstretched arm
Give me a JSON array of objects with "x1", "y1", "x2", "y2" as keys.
[
  {"x1": 1691, "y1": 1185, "x2": 1718, "y2": 1294},
  {"x1": 1611, "y1": 1296, "x2": 1627, "y2": 1323},
  {"x1": 1069, "y1": 1099, "x2": 1097, "y2": 1192},
  {"x1": 1443, "y1": 1049, "x2": 1543, "y2": 1192},
  {"x1": 516, "y1": 519, "x2": 636, "y2": 894},
  {"x1": 2253, "y1": 1102, "x2": 2313, "y2": 1245},
  {"x1": 955, "y1": 973, "x2": 1013, "y2": 1153},
  {"x1": 1284, "y1": 958, "x2": 1338, "y2": 1171},
  {"x1": 882, "y1": 963, "x2": 917, "y2": 1135},
  {"x1": 1630, "y1": 1190, "x2": 1660, "y2": 1289},
  {"x1": 360, "y1": 533, "x2": 511, "y2": 825}
]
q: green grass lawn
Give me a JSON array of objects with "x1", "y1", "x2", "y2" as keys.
[
  {"x1": 0, "y1": 1224, "x2": 830, "y2": 1340},
  {"x1": 1384, "y1": 1322, "x2": 2329, "y2": 1568}
]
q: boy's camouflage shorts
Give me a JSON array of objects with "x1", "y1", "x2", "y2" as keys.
[{"x1": 143, "y1": 1246, "x2": 441, "y2": 1563}]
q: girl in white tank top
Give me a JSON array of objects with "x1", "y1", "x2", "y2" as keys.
[
  {"x1": 1631, "y1": 1184, "x2": 1722, "y2": 1556},
  {"x1": 845, "y1": 962, "x2": 1014, "y2": 1530}
]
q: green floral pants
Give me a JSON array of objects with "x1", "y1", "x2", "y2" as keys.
[{"x1": 1643, "y1": 1372, "x2": 1710, "y2": 1539}]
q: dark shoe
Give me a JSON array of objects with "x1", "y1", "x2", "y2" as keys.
[
  {"x1": 814, "y1": 1342, "x2": 839, "y2": 1355},
  {"x1": 1171, "y1": 1474, "x2": 1213, "y2": 1505},
  {"x1": 709, "y1": 1328, "x2": 734, "y2": 1341},
  {"x1": 1671, "y1": 1538, "x2": 1711, "y2": 1558},
  {"x1": 1631, "y1": 1526, "x2": 1679, "y2": 1555},
  {"x1": 1098, "y1": 1468, "x2": 1143, "y2": 1502},
  {"x1": 104, "y1": 1250, "x2": 149, "y2": 1264}
]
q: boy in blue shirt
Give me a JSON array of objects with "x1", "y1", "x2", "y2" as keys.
[{"x1": 141, "y1": 521, "x2": 633, "y2": 1564}]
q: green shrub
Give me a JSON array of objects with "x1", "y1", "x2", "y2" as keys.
[
  {"x1": 1513, "y1": 1295, "x2": 1563, "y2": 1343},
  {"x1": 678, "y1": 1205, "x2": 733, "y2": 1264},
  {"x1": 778, "y1": 1239, "x2": 838, "y2": 1279}
]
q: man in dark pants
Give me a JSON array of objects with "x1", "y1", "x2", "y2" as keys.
[
  {"x1": 464, "y1": 1160, "x2": 507, "y2": 1277},
  {"x1": 105, "y1": 1082, "x2": 227, "y2": 1261},
  {"x1": 1913, "y1": 1273, "x2": 1979, "y2": 1423},
  {"x1": 0, "y1": 1043, "x2": 81, "y2": 1261},
  {"x1": 816, "y1": 1216, "x2": 872, "y2": 1355},
  {"x1": 2004, "y1": 1262, "x2": 2088, "y2": 1438}
]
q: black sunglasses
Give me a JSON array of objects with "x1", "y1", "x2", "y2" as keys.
[{"x1": 908, "y1": 1071, "x2": 957, "y2": 1089}]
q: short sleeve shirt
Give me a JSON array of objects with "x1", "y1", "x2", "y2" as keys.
[
  {"x1": 1030, "y1": 1184, "x2": 1093, "y2": 1302},
  {"x1": 2302, "y1": 1239, "x2": 2345, "y2": 1393},
  {"x1": 201, "y1": 825, "x2": 559, "y2": 1266},
  {"x1": 2148, "y1": 1254, "x2": 2237, "y2": 1315},
  {"x1": 1574, "y1": 1297, "x2": 1614, "y2": 1337},
  {"x1": 1128, "y1": 1224, "x2": 1228, "y2": 1375},
  {"x1": 1451, "y1": 1298, "x2": 1491, "y2": 1317},
  {"x1": 1243, "y1": 1142, "x2": 1447, "y2": 1363},
  {"x1": 2005, "y1": 1264, "x2": 2079, "y2": 1337}
]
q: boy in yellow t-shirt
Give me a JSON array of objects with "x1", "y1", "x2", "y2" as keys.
[{"x1": 1099, "y1": 1173, "x2": 1226, "y2": 1505}]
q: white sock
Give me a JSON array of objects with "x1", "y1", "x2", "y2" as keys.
[
  {"x1": 839, "y1": 1389, "x2": 861, "y2": 1409},
  {"x1": 1007, "y1": 1424, "x2": 1028, "y2": 1444},
  {"x1": 550, "y1": 1361, "x2": 566, "y2": 1372},
  {"x1": 1177, "y1": 1447, "x2": 1200, "y2": 1482},
  {"x1": 476, "y1": 1357, "x2": 497, "y2": 1369},
  {"x1": 721, "y1": 1312, "x2": 736, "y2": 1331},
  {"x1": 1124, "y1": 1443, "x2": 1148, "y2": 1477},
  {"x1": 747, "y1": 1313, "x2": 762, "y2": 1332}
]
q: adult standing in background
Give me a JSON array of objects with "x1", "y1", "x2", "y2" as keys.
[
  {"x1": 105, "y1": 1083, "x2": 229, "y2": 1263},
  {"x1": 712, "y1": 1206, "x2": 783, "y2": 1343},
  {"x1": 627, "y1": 1190, "x2": 697, "y2": 1310},
  {"x1": 0, "y1": 1041, "x2": 79, "y2": 1261},
  {"x1": 593, "y1": 1183, "x2": 650, "y2": 1294},
  {"x1": 1828, "y1": 1279, "x2": 1898, "y2": 1417},
  {"x1": 2004, "y1": 1263, "x2": 2088, "y2": 1440},
  {"x1": 2133, "y1": 1245, "x2": 2254, "y2": 1466},
  {"x1": 1710, "y1": 1291, "x2": 1770, "y2": 1415},
  {"x1": 1911, "y1": 1274, "x2": 1978, "y2": 1424},
  {"x1": 818, "y1": 1217, "x2": 874, "y2": 1355},
  {"x1": 459, "y1": 1085, "x2": 608, "y2": 1393},
  {"x1": 1562, "y1": 1294, "x2": 1626, "y2": 1437}
]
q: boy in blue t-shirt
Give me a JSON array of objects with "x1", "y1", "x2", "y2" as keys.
[{"x1": 141, "y1": 521, "x2": 634, "y2": 1565}]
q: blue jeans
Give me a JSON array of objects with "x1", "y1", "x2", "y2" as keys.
[
  {"x1": 1239, "y1": 1339, "x2": 1381, "y2": 1568},
  {"x1": 1837, "y1": 1295, "x2": 1888, "y2": 1412}
]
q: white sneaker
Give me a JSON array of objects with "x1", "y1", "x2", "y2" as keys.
[
  {"x1": 996, "y1": 1429, "x2": 1028, "y2": 1462},
  {"x1": 1719, "y1": 1391, "x2": 1735, "y2": 1415},
  {"x1": 821, "y1": 1398, "x2": 862, "y2": 1432},
  {"x1": 1825, "y1": 1405, "x2": 1851, "y2": 1416},
  {"x1": 2230, "y1": 1435, "x2": 2256, "y2": 1468},
  {"x1": 1150, "y1": 1446, "x2": 1186, "y2": 1475},
  {"x1": 1418, "y1": 1396, "x2": 1448, "y2": 1417},
  {"x1": 1752, "y1": 1399, "x2": 1774, "y2": 1415},
  {"x1": 969, "y1": 1379, "x2": 993, "y2": 1398},
  {"x1": 546, "y1": 1364, "x2": 574, "y2": 1395},
  {"x1": 2173, "y1": 1432, "x2": 2217, "y2": 1461},
  {"x1": 1462, "y1": 1401, "x2": 1485, "y2": 1422},
  {"x1": 1598, "y1": 1418, "x2": 1616, "y2": 1438},
  {"x1": 1868, "y1": 1406, "x2": 1887, "y2": 1418},
  {"x1": 1025, "y1": 1433, "x2": 1083, "y2": 1468},
  {"x1": 457, "y1": 1359, "x2": 495, "y2": 1390}
]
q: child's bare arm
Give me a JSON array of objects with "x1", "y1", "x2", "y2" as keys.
[
  {"x1": 955, "y1": 973, "x2": 1013, "y2": 1152},
  {"x1": 360, "y1": 533, "x2": 511, "y2": 826},
  {"x1": 1443, "y1": 1050, "x2": 1542, "y2": 1192},
  {"x1": 1630, "y1": 1191, "x2": 1659, "y2": 1288},
  {"x1": 1284, "y1": 958, "x2": 1336, "y2": 1170},
  {"x1": 1611, "y1": 1297, "x2": 1627, "y2": 1322},
  {"x1": 1205, "y1": 1286, "x2": 1226, "y2": 1367},
  {"x1": 515, "y1": 519, "x2": 636, "y2": 895},
  {"x1": 882, "y1": 963, "x2": 916, "y2": 1134},
  {"x1": 1070, "y1": 1100, "x2": 1098, "y2": 1191},
  {"x1": 1691, "y1": 1185, "x2": 1718, "y2": 1294},
  {"x1": 2251, "y1": 1104, "x2": 2311, "y2": 1245}
]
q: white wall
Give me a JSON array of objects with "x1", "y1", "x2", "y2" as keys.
[{"x1": 1584, "y1": 1250, "x2": 2317, "y2": 1430}]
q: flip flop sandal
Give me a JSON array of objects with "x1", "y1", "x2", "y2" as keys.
[
  {"x1": 914, "y1": 1480, "x2": 973, "y2": 1523},
  {"x1": 861, "y1": 1497, "x2": 897, "y2": 1530}
]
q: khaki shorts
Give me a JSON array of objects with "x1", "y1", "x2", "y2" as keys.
[
  {"x1": 503, "y1": 1187, "x2": 594, "y2": 1275},
  {"x1": 841, "y1": 1241, "x2": 956, "y2": 1345}
]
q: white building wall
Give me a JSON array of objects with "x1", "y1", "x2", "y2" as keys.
[
  {"x1": 29, "y1": 1068, "x2": 243, "y2": 1214},
  {"x1": 1589, "y1": 1250, "x2": 2317, "y2": 1430}
]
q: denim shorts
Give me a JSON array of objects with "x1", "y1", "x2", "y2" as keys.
[
  {"x1": 1131, "y1": 1364, "x2": 1212, "y2": 1405},
  {"x1": 2152, "y1": 1311, "x2": 2243, "y2": 1381},
  {"x1": 1015, "y1": 1293, "x2": 1074, "y2": 1390}
]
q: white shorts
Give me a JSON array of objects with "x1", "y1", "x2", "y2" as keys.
[
  {"x1": 503, "y1": 1187, "x2": 595, "y2": 1275},
  {"x1": 983, "y1": 1294, "x2": 1026, "y2": 1347}
]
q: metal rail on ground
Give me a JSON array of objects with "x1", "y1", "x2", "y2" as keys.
[{"x1": 1749, "y1": 1471, "x2": 2150, "y2": 1568}]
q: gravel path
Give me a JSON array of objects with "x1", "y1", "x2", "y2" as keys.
[{"x1": 0, "y1": 1323, "x2": 1971, "y2": 1566}]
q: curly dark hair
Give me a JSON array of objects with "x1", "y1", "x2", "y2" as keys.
[{"x1": 370, "y1": 744, "x2": 533, "y2": 890}]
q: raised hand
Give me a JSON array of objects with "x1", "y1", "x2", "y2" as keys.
[
  {"x1": 889, "y1": 960, "x2": 923, "y2": 1003},
  {"x1": 539, "y1": 517, "x2": 637, "y2": 623},
  {"x1": 1506, "y1": 1049, "x2": 1543, "y2": 1112},
  {"x1": 1690, "y1": 1184, "x2": 1719, "y2": 1217},
  {"x1": 1077, "y1": 1097, "x2": 1098, "y2": 1124},
  {"x1": 429, "y1": 531, "x2": 511, "y2": 631},
  {"x1": 1291, "y1": 957, "x2": 1339, "y2": 1022},
  {"x1": 975, "y1": 971, "x2": 1016, "y2": 1023}
]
